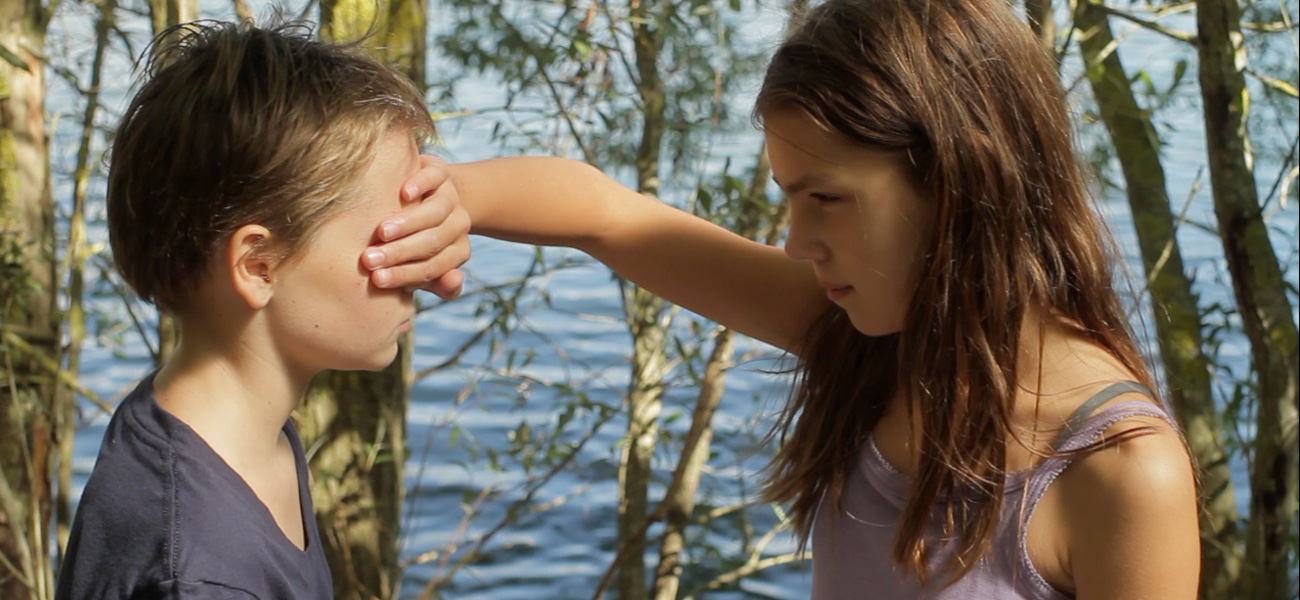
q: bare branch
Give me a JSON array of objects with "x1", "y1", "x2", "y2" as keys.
[
  {"x1": 2, "y1": 332, "x2": 113, "y2": 416},
  {"x1": 1245, "y1": 66, "x2": 1300, "y2": 98},
  {"x1": 681, "y1": 551, "x2": 807, "y2": 600},
  {"x1": 1093, "y1": 2, "x2": 1196, "y2": 44}
]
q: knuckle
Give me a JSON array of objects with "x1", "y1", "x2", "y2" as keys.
[
  {"x1": 424, "y1": 262, "x2": 444, "y2": 281},
  {"x1": 423, "y1": 232, "x2": 443, "y2": 258}
]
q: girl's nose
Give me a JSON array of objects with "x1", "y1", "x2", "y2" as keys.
[{"x1": 782, "y1": 213, "x2": 828, "y2": 262}]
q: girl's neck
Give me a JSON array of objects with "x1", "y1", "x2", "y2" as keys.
[{"x1": 1014, "y1": 308, "x2": 1136, "y2": 405}]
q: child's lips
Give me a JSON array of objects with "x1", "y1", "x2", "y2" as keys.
[{"x1": 822, "y1": 283, "x2": 853, "y2": 301}]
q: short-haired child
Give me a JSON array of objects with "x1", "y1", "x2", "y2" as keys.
[{"x1": 57, "y1": 20, "x2": 464, "y2": 598}]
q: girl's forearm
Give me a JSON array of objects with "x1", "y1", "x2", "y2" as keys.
[
  {"x1": 447, "y1": 156, "x2": 825, "y2": 352},
  {"x1": 450, "y1": 156, "x2": 635, "y2": 252}
]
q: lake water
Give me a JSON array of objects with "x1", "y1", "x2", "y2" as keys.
[{"x1": 42, "y1": 1, "x2": 1299, "y2": 598}]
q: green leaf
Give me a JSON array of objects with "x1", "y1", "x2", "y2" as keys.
[
  {"x1": 698, "y1": 187, "x2": 715, "y2": 213},
  {"x1": 1169, "y1": 60, "x2": 1188, "y2": 94},
  {"x1": 1136, "y1": 69, "x2": 1156, "y2": 96},
  {"x1": 574, "y1": 39, "x2": 593, "y2": 60}
]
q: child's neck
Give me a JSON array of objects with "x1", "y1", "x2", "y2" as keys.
[{"x1": 152, "y1": 318, "x2": 310, "y2": 465}]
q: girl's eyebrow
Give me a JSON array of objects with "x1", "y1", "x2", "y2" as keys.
[{"x1": 773, "y1": 172, "x2": 834, "y2": 195}]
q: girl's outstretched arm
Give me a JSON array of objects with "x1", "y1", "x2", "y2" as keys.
[
  {"x1": 460, "y1": 155, "x2": 821, "y2": 350},
  {"x1": 452, "y1": 156, "x2": 827, "y2": 354}
]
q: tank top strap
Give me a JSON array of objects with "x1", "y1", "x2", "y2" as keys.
[
  {"x1": 1050, "y1": 381, "x2": 1155, "y2": 452},
  {"x1": 1012, "y1": 382, "x2": 1174, "y2": 597}
]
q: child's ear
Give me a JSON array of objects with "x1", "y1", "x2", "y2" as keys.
[{"x1": 227, "y1": 224, "x2": 276, "y2": 309}]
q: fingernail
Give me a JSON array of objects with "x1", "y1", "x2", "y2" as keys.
[
  {"x1": 373, "y1": 269, "x2": 392, "y2": 287},
  {"x1": 364, "y1": 248, "x2": 384, "y2": 269},
  {"x1": 405, "y1": 185, "x2": 420, "y2": 201},
  {"x1": 380, "y1": 222, "x2": 400, "y2": 240}
]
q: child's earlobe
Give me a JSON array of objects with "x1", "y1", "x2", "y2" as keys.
[{"x1": 228, "y1": 224, "x2": 276, "y2": 309}]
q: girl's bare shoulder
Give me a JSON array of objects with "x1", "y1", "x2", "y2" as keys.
[
  {"x1": 1038, "y1": 328, "x2": 1199, "y2": 598},
  {"x1": 1052, "y1": 413, "x2": 1199, "y2": 598}
]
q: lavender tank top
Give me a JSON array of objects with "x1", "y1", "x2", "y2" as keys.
[{"x1": 811, "y1": 381, "x2": 1174, "y2": 599}]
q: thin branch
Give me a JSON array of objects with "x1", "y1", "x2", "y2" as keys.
[
  {"x1": 413, "y1": 255, "x2": 547, "y2": 381},
  {"x1": 1146, "y1": 167, "x2": 1204, "y2": 290},
  {"x1": 1262, "y1": 136, "x2": 1300, "y2": 216},
  {"x1": 489, "y1": 3, "x2": 597, "y2": 165},
  {"x1": 1094, "y1": 2, "x2": 1196, "y2": 44},
  {"x1": 403, "y1": 486, "x2": 491, "y2": 568},
  {"x1": 416, "y1": 405, "x2": 615, "y2": 598},
  {"x1": 96, "y1": 255, "x2": 160, "y2": 362},
  {"x1": 2, "y1": 332, "x2": 113, "y2": 416},
  {"x1": 1245, "y1": 66, "x2": 1300, "y2": 98},
  {"x1": 681, "y1": 552, "x2": 807, "y2": 600}
]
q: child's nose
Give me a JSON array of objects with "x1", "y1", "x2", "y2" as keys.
[{"x1": 782, "y1": 216, "x2": 828, "y2": 262}]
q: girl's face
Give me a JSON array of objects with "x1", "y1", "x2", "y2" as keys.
[
  {"x1": 263, "y1": 129, "x2": 419, "y2": 374},
  {"x1": 764, "y1": 108, "x2": 935, "y2": 336}
]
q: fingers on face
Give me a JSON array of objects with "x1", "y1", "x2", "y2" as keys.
[
  {"x1": 404, "y1": 157, "x2": 451, "y2": 203},
  {"x1": 390, "y1": 208, "x2": 469, "y2": 263},
  {"x1": 421, "y1": 269, "x2": 466, "y2": 300},
  {"x1": 371, "y1": 237, "x2": 471, "y2": 290},
  {"x1": 383, "y1": 188, "x2": 459, "y2": 245}
]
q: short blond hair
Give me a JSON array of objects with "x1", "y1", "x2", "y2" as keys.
[{"x1": 108, "y1": 20, "x2": 435, "y2": 311}]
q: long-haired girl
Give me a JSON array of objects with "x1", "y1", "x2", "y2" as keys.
[{"x1": 376, "y1": 0, "x2": 1201, "y2": 596}]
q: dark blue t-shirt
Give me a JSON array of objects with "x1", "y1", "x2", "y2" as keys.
[{"x1": 56, "y1": 374, "x2": 333, "y2": 599}]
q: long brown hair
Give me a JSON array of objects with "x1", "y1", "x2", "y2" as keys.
[{"x1": 755, "y1": 0, "x2": 1157, "y2": 584}]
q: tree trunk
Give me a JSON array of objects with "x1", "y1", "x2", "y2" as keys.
[
  {"x1": 147, "y1": 0, "x2": 197, "y2": 39},
  {"x1": 1024, "y1": 0, "x2": 1056, "y2": 55},
  {"x1": 54, "y1": 0, "x2": 116, "y2": 567},
  {"x1": 144, "y1": 0, "x2": 196, "y2": 367},
  {"x1": 1195, "y1": 0, "x2": 1300, "y2": 597},
  {"x1": 297, "y1": 3, "x2": 426, "y2": 598},
  {"x1": 651, "y1": 329, "x2": 732, "y2": 600},
  {"x1": 616, "y1": 2, "x2": 672, "y2": 599},
  {"x1": 1073, "y1": 3, "x2": 1242, "y2": 597},
  {"x1": 651, "y1": 146, "x2": 774, "y2": 598},
  {"x1": 299, "y1": 356, "x2": 411, "y2": 600},
  {"x1": 0, "y1": 2, "x2": 56, "y2": 598}
]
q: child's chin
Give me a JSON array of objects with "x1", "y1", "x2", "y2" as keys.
[{"x1": 332, "y1": 347, "x2": 401, "y2": 372}]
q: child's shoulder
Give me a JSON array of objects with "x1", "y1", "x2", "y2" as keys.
[
  {"x1": 58, "y1": 376, "x2": 179, "y2": 596},
  {"x1": 80, "y1": 375, "x2": 176, "y2": 504},
  {"x1": 63, "y1": 373, "x2": 332, "y2": 597},
  {"x1": 1025, "y1": 329, "x2": 1186, "y2": 471},
  {"x1": 1049, "y1": 400, "x2": 1199, "y2": 595}
]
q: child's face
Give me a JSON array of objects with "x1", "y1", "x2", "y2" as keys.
[
  {"x1": 263, "y1": 128, "x2": 420, "y2": 373},
  {"x1": 764, "y1": 108, "x2": 934, "y2": 337}
]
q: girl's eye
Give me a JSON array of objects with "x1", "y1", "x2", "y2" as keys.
[{"x1": 810, "y1": 193, "x2": 841, "y2": 203}]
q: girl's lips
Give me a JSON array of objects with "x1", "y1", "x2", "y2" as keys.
[{"x1": 824, "y1": 285, "x2": 853, "y2": 301}]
